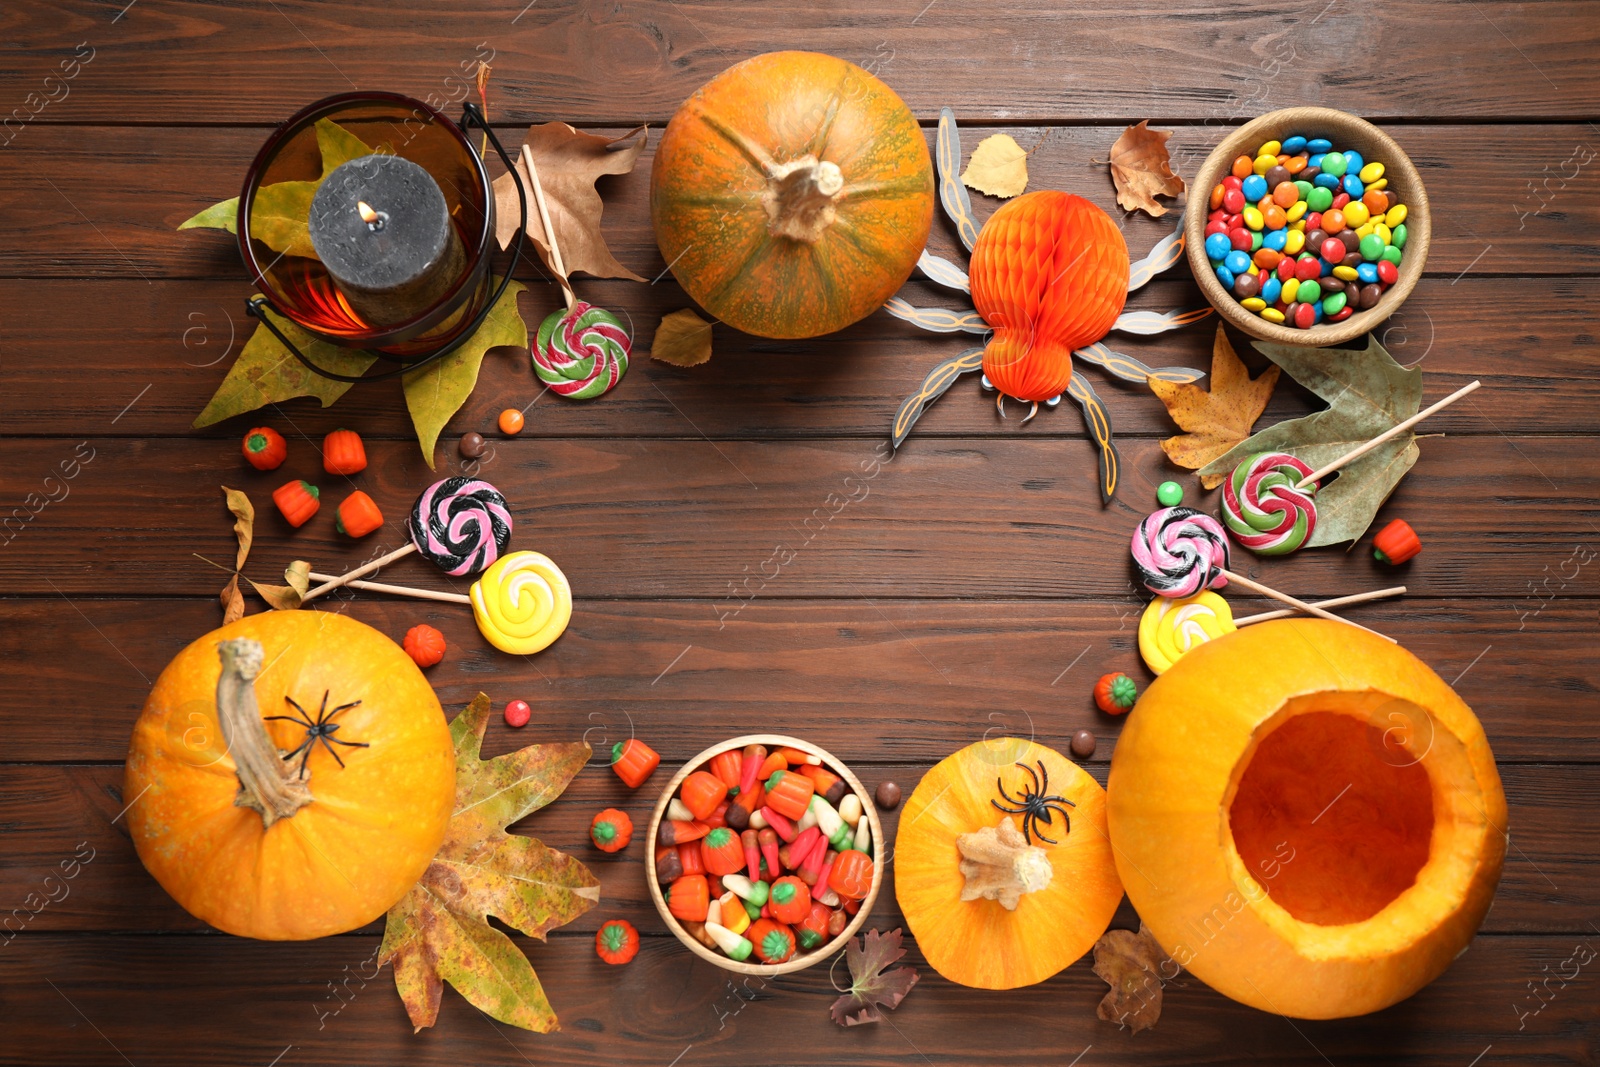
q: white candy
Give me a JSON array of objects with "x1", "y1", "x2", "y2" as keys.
[
  {"x1": 838, "y1": 793, "x2": 863, "y2": 827},
  {"x1": 667, "y1": 798, "x2": 693, "y2": 823}
]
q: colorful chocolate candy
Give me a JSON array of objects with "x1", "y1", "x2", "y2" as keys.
[
  {"x1": 1206, "y1": 134, "x2": 1410, "y2": 328},
  {"x1": 1131, "y1": 507, "x2": 1231, "y2": 598},
  {"x1": 534, "y1": 301, "x2": 631, "y2": 399},
  {"x1": 1137, "y1": 591, "x2": 1236, "y2": 674},
  {"x1": 407, "y1": 477, "x2": 513, "y2": 577},
  {"x1": 1221, "y1": 451, "x2": 1320, "y2": 555}
]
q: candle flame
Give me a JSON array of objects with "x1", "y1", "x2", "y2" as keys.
[{"x1": 356, "y1": 201, "x2": 381, "y2": 224}]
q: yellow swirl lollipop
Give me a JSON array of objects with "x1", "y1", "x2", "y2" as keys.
[
  {"x1": 1137, "y1": 591, "x2": 1235, "y2": 675},
  {"x1": 470, "y1": 551, "x2": 573, "y2": 655}
]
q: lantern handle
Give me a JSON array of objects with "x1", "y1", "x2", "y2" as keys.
[{"x1": 245, "y1": 101, "x2": 529, "y2": 383}]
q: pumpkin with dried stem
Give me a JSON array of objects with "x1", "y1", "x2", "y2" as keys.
[
  {"x1": 894, "y1": 739, "x2": 1122, "y2": 989},
  {"x1": 1107, "y1": 620, "x2": 1507, "y2": 1018}
]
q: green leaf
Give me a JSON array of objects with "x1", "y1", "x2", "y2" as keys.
[
  {"x1": 403, "y1": 279, "x2": 528, "y2": 467},
  {"x1": 315, "y1": 116, "x2": 377, "y2": 171},
  {"x1": 179, "y1": 197, "x2": 240, "y2": 234},
  {"x1": 381, "y1": 694, "x2": 598, "y2": 1033},
  {"x1": 192, "y1": 305, "x2": 378, "y2": 428},
  {"x1": 1199, "y1": 335, "x2": 1423, "y2": 546}
]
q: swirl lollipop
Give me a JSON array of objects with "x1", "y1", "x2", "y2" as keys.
[
  {"x1": 1222, "y1": 452, "x2": 1319, "y2": 556},
  {"x1": 534, "y1": 301, "x2": 630, "y2": 399},
  {"x1": 1138, "y1": 591, "x2": 1236, "y2": 674},
  {"x1": 1131, "y1": 506, "x2": 1392, "y2": 639},
  {"x1": 301, "y1": 478, "x2": 511, "y2": 602},
  {"x1": 469, "y1": 551, "x2": 573, "y2": 655}
]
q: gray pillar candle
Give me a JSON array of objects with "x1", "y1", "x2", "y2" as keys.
[{"x1": 306, "y1": 153, "x2": 465, "y2": 328}]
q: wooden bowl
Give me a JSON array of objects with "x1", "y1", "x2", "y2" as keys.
[
  {"x1": 644, "y1": 734, "x2": 885, "y2": 975},
  {"x1": 1184, "y1": 106, "x2": 1430, "y2": 347}
]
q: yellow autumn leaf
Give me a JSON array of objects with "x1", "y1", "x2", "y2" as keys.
[
  {"x1": 961, "y1": 134, "x2": 1029, "y2": 198},
  {"x1": 1148, "y1": 325, "x2": 1279, "y2": 488},
  {"x1": 650, "y1": 308, "x2": 713, "y2": 367}
]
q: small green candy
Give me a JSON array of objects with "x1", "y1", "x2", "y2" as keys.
[
  {"x1": 1156, "y1": 481, "x2": 1184, "y2": 507},
  {"x1": 1381, "y1": 245, "x2": 1405, "y2": 265},
  {"x1": 1392, "y1": 223, "x2": 1408, "y2": 249},
  {"x1": 1359, "y1": 233, "x2": 1385, "y2": 261},
  {"x1": 1294, "y1": 179, "x2": 1314, "y2": 202},
  {"x1": 1323, "y1": 291, "x2": 1348, "y2": 315},
  {"x1": 1307, "y1": 186, "x2": 1334, "y2": 212},
  {"x1": 1297, "y1": 280, "x2": 1322, "y2": 305},
  {"x1": 1321, "y1": 152, "x2": 1348, "y2": 178}
]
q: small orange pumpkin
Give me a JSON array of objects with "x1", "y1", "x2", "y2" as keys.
[
  {"x1": 894, "y1": 738, "x2": 1123, "y2": 989},
  {"x1": 124, "y1": 611, "x2": 456, "y2": 940},
  {"x1": 651, "y1": 51, "x2": 934, "y2": 339},
  {"x1": 1107, "y1": 619, "x2": 1507, "y2": 1018}
]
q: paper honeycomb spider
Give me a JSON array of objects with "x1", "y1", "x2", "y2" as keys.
[{"x1": 885, "y1": 110, "x2": 1211, "y2": 504}]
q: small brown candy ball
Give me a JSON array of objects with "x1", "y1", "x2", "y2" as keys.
[
  {"x1": 874, "y1": 781, "x2": 902, "y2": 810},
  {"x1": 458, "y1": 431, "x2": 486, "y2": 459},
  {"x1": 1070, "y1": 729, "x2": 1097, "y2": 759}
]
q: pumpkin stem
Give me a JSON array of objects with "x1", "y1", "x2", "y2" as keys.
[
  {"x1": 216, "y1": 638, "x2": 313, "y2": 827},
  {"x1": 956, "y1": 816, "x2": 1053, "y2": 910},
  {"x1": 763, "y1": 157, "x2": 844, "y2": 243}
]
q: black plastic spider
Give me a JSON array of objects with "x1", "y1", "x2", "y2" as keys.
[
  {"x1": 991, "y1": 760, "x2": 1076, "y2": 845},
  {"x1": 264, "y1": 691, "x2": 368, "y2": 780}
]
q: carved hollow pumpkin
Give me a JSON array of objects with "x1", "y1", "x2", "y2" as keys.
[
  {"x1": 125, "y1": 612, "x2": 456, "y2": 940},
  {"x1": 650, "y1": 50, "x2": 935, "y2": 339},
  {"x1": 1107, "y1": 619, "x2": 1507, "y2": 1018},
  {"x1": 894, "y1": 738, "x2": 1123, "y2": 989}
]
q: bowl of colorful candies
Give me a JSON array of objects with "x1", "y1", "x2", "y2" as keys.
[
  {"x1": 1185, "y1": 106, "x2": 1430, "y2": 346},
  {"x1": 645, "y1": 734, "x2": 885, "y2": 975}
]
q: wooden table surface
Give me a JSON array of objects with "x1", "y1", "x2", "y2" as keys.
[{"x1": 3, "y1": 2, "x2": 1598, "y2": 1064}]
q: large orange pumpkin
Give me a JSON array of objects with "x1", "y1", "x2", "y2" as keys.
[
  {"x1": 895, "y1": 738, "x2": 1123, "y2": 989},
  {"x1": 125, "y1": 612, "x2": 456, "y2": 940},
  {"x1": 650, "y1": 51, "x2": 934, "y2": 339},
  {"x1": 1107, "y1": 619, "x2": 1507, "y2": 1018}
]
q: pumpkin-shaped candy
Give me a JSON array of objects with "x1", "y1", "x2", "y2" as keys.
[
  {"x1": 894, "y1": 738, "x2": 1123, "y2": 989},
  {"x1": 651, "y1": 51, "x2": 934, "y2": 339},
  {"x1": 124, "y1": 611, "x2": 456, "y2": 940}
]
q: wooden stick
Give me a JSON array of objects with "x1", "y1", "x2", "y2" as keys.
[
  {"x1": 302, "y1": 543, "x2": 416, "y2": 603},
  {"x1": 1220, "y1": 568, "x2": 1394, "y2": 642},
  {"x1": 1237, "y1": 585, "x2": 1407, "y2": 626},
  {"x1": 1297, "y1": 380, "x2": 1482, "y2": 489},
  {"x1": 520, "y1": 143, "x2": 576, "y2": 310},
  {"x1": 307, "y1": 571, "x2": 471, "y2": 605}
]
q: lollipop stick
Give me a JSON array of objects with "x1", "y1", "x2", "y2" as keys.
[
  {"x1": 1297, "y1": 380, "x2": 1481, "y2": 489},
  {"x1": 1220, "y1": 568, "x2": 1395, "y2": 642},
  {"x1": 302, "y1": 543, "x2": 417, "y2": 603},
  {"x1": 1236, "y1": 585, "x2": 1407, "y2": 626},
  {"x1": 520, "y1": 144, "x2": 576, "y2": 310},
  {"x1": 307, "y1": 571, "x2": 471, "y2": 605}
]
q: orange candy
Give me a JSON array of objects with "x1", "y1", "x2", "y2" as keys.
[
  {"x1": 498, "y1": 407, "x2": 525, "y2": 435},
  {"x1": 1209, "y1": 183, "x2": 1225, "y2": 211},
  {"x1": 1272, "y1": 182, "x2": 1298, "y2": 208},
  {"x1": 1262, "y1": 205, "x2": 1287, "y2": 230},
  {"x1": 1253, "y1": 248, "x2": 1282, "y2": 270},
  {"x1": 1321, "y1": 209, "x2": 1346, "y2": 235},
  {"x1": 1231, "y1": 155, "x2": 1253, "y2": 179},
  {"x1": 1362, "y1": 188, "x2": 1389, "y2": 214},
  {"x1": 1284, "y1": 155, "x2": 1307, "y2": 175}
]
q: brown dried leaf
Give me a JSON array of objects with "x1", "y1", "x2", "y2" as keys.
[
  {"x1": 650, "y1": 308, "x2": 713, "y2": 367},
  {"x1": 248, "y1": 560, "x2": 310, "y2": 612},
  {"x1": 830, "y1": 927, "x2": 920, "y2": 1026},
  {"x1": 1107, "y1": 120, "x2": 1185, "y2": 217},
  {"x1": 492, "y1": 123, "x2": 647, "y2": 282},
  {"x1": 219, "y1": 574, "x2": 245, "y2": 625},
  {"x1": 961, "y1": 133, "x2": 1029, "y2": 198},
  {"x1": 1093, "y1": 923, "x2": 1175, "y2": 1033},
  {"x1": 381, "y1": 694, "x2": 598, "y2": 1032},
  {"x1": 220, "y1": 486, "x2": 254, "y2": 571},
  {"x1": 1148, "y1": 325, "x2": 1279, "y2": 488}
]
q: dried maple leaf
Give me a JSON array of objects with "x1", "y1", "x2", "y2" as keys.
[
  {"x1": 1093, "y1": 923, "x2": 1175, "y2": 1033},
  {"x1": 1149, "y1": 325, "x2": 1279, "y2": 489},
  {"x1": 402, "y1": 278, "x2": 527, "y2": 465},
  {"x1": 1107, "y1": 121, "x2": 1185, "y2": 217},
  {"x1": 1199, "y1": 335, "x2": 1423, "y2": 546},
  {"x1": 961, "y1": 133, "x2": 1029, "y2": 198},
  {"x1": 830, "y1": 927, "x2": 920, "y2": 1026},
  {"x1": 649, "y1": 308, "x2": 713, "y2": 367},
  {"x1": 381, "y1": 693, "x2": 598, "y2": 1033},
  {"x1": 492, "y1": 123, "x2": 647, "y2": 283}
]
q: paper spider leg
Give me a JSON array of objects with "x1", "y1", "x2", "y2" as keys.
[
  {"x1": 883, "y1": 297, "x2": 989, "y2": 335},
  {"x1": 1111, "y1": 306, "x2": 1214, "y2": 336},
  {"x1": 917, "y1": 249, "x2": 971, "y2": 293},
  {"x1": 891, "y1": 346, "x2": 984, "y2": 447},
  {"x1": 1067, "y1": 373, "x2": 1121, "y2": 505},
  {"x1": 936, "y1": 107, "x2": 979, "y2": 253},
  {"x1": 1126, "y1": 211, "x2": 1187, "y2": 293},
  {"x1": 1074, "y1": 341, "x2": 1206, "y2": 384}
]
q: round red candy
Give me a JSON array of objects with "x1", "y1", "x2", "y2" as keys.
[
  {"x1": 1229, "y1": 228, "x2": 1252, "y2": 252},
  {"x1": 1377, "y1": 259, "x2": 1399, "y2": 285},
  {"x1": 1277, "y1": 259, "x2": 1296, "y2": 282},
  {"x1": 1331, "y1": 192, "x2": 1351, "y2": 210},
  {"x1": 1222, "y1": 188, "x2": 1246, "y2": 214},
  {"x1": 1293, "y1": 302, "x2": 1317, "y2": 330},
  {"x1": 1321, "y1": 238, "x2": 1347, "y2": 262},
  {"x1": 1205, "y1": 220, "x2": 1229, "y2": 237},
  {"x1": 1295, "y1": 257, "x2": 1322, "y2": 281},
  {"x1": 1222, "y1": 174, "x2": 1243, "y2": 191},
  {"x1": 1327, "y1": 306, "x2": 1354, "y2": 323},
  {"x1": 504, "y1": 699, "x2": 532, "y2": 728}
]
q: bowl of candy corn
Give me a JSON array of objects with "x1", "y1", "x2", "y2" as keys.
[
  {"x1": 1185, "y1": 106, "x2": 1430, "y2": 347},
  {"x1": 645, "y1": 734, "x2": 885, "y2": 975}
]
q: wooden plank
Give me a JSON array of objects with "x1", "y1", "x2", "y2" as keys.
[
  {"x1": 1, "y1": 435, "x2": 1595, "y2": 600},
  {"x1": 2, "y1": 597, "x2": 1594, "y2": 765},
  {"x1": 3, "y1": 931, "x2": 1594, "y2": 1065},
  {"x1": 0, "y1": 762, "x2": 1591, "y2": 936},
  {"x1": 4, "y1": 1, "x2": 1598, "y2": 124},
  {"x1": 3, "y1": 275, "x2": 1595, "y2": 440},
  {"x1": 2, "y1": 124, "x2": 1593, "y2": 280}
]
